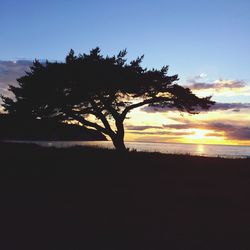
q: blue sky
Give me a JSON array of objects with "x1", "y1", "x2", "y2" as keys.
[{"x1": 1, "y1": 0, "x2": 250, "y2": 82}]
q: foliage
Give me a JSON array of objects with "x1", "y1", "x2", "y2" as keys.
[{"x1": 1, "y1": 48, "x2": 214, "y2": 150}]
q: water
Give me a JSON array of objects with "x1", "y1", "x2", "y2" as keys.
[{"x1": 8, "y1": 140, "x2": 250, "y2": 159}]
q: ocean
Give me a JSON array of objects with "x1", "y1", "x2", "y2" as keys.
[{"x1": 11, "y1": 140, "x2": 250, "y2": 159}]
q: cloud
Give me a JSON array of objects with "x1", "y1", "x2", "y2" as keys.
[
  {"x1": 188, "y1": 73, "x2": 207, "y2": 81},
  {"x1": 186, "y1": 79, "x2": 247, "y2": 91},
  {"x1": 205, "y1": 122, "x2": 250, "y2": 141},
  {"x1": 209, "y1": 102, "x2": 250, "y2": 112},
  {"x1": 0, "y1": 60, "x2": 32, "y2": 90},
  {"x1": 141, "y1": 106, "x2": 174, "y2": 113},
  {"x1": 228, "y1": 127, "x2": 250, "y2": 140},
  {"x1": 163, "y1": 123, "x2": 192, "y2": 129},
  {"x1": 128, "y1": 120, "x2": 250, "y2": 141},
  {"x1": 126, "y1": 125, "x2": 195, "y2": 136},
  {"x1": 0, "y1": 60, "x2": 32, "y2": 104},
  {"x1": 128, "y1": 131, "x2": 195, "y2": 136},
  {"x1": 205, "y1": 132, "x2": 223, "y2": 137},
  {"x1": 163, "y1": 121, "x2": 250, "y2": 141},
  {"x1": 141, "y1": 102, "x2": 250, "y2": 113},
  {"x1": 0, "y1": 87, "x2": 9, "y2": 93},
  {"x1": 126, "y1": 125, "x2": 162, "y2": 131}
]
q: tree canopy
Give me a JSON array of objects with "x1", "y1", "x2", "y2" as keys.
[{"x1": 1, "y1": 47, "x2": 215, "y2": 150}]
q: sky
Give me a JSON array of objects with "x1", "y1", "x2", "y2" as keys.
[{"x1": 1, "y1": 0, "x2": 250, "y2": 145}]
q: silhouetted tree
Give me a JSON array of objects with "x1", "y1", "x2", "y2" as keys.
[{"x1": 1, "y1": 48, "x2": 214, "y2": 151}]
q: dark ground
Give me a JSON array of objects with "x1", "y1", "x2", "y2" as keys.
[{"x1": 0, "y1": 142, "x2": 250, "y2": 250}]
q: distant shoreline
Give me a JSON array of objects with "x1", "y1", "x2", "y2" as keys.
[
  {"x1": 3, "y1": 140, "x2": 249, "y2": 159},
  {"x1": 3, "y1": 139, "x2": 250, "y2": 147},
  {"x1": 124, "y1": 139, "x2": 250, "y2": 148},
  {"x1": 1, "y1": 140, "x2": 250, "y2": 163}
]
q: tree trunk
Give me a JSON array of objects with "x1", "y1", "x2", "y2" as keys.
[
  {"x1": 110, "y1": 118, "x2": 127, "y2": 151},
  {"x1": 111, "y1": 134, "x2": 127, "y2": 152}
]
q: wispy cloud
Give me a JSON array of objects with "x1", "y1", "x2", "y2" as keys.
[
  {"x1": 206, "y1": 102, "x2": 250, "y2": 112},
  {"x1": 126, "y1": 125, "x2": 163, "y2": 131},
  {"x1": 205, "y1": 122, "x2": 250, "y2": 141},
  {"x1": 142, "y1": 102, "x2": 250, "y2": 113},
  {"x1": 163, "y1": 122, "x2": 250, "y2": 141},
  {"x1": 128, "y1": 131, "x2": 195, "y2": 136},
  {"x1": 0, "y1": 60, "x2": 32, "y2": 103},
  {"x1": 0, "y1": 60, "x2": 32, "y2": 90},
  {"x1": 186, "y1": 73, "x2": 208, "y2": 83},
  {"x1": 127, "y1": 120, "x2": 250, "y2": 141},
  {"x1": 205, "y1": 132, "x2": 223, "y2": 137},
  {"x1": 186, "y1": 79, "x2": 247, "y2": 91}
]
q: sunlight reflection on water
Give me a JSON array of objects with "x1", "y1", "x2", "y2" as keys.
[{"x1": 196, "y1": 144, "x2": 205, "y2": 154}]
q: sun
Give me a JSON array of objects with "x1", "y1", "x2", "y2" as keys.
[
  {"x1": 188, "y1": 129, "x2": 208, "y2": 140},
  {"x1": 182, "y1": 129, "x2": 225, "y2": 145}
]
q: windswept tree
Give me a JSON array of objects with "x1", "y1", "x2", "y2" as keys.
[{"x1": 1, "y1": 48, "x2": 214, "y2": 151}]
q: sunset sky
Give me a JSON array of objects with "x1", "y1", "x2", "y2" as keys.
[{"x1": 1, "y1": 0, "x2": 249, "y2": 145}]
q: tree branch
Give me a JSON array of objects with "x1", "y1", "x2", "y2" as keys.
[
  {"x1": 98, "y1": 94, "x2": 120, "y2": 120},
  {"x1": 89, "y1": 100, "x2": 115, "y2": 135},
  {"x1": 121, "y1": 96, "x2": 169, "y2": 121},
  {"x1": 69, "y1": 113, "x2": 110, "y2": 136}
]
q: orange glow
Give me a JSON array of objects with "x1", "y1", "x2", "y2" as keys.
[
  {"x1": 186, "y1": 129, "x2": 210, "y2": 140},
  {"x1": 123, "y1": 105, "x2": 250, "y2": 146},
  {"x1": 81, "y1": 101, "x2": 250, "y2": 146}
]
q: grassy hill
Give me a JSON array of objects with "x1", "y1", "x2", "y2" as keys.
[{"x1": 0, "y1": 142, "x2": 250, "y2": 249}]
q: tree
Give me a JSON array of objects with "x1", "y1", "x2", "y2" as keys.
[{"x1": 1, "y1": 48, "x2": 214, "y2": 151}]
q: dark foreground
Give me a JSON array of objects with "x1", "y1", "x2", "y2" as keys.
[{"x1": 1, "y1": 142, "x2": 250, "y2": 250}]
